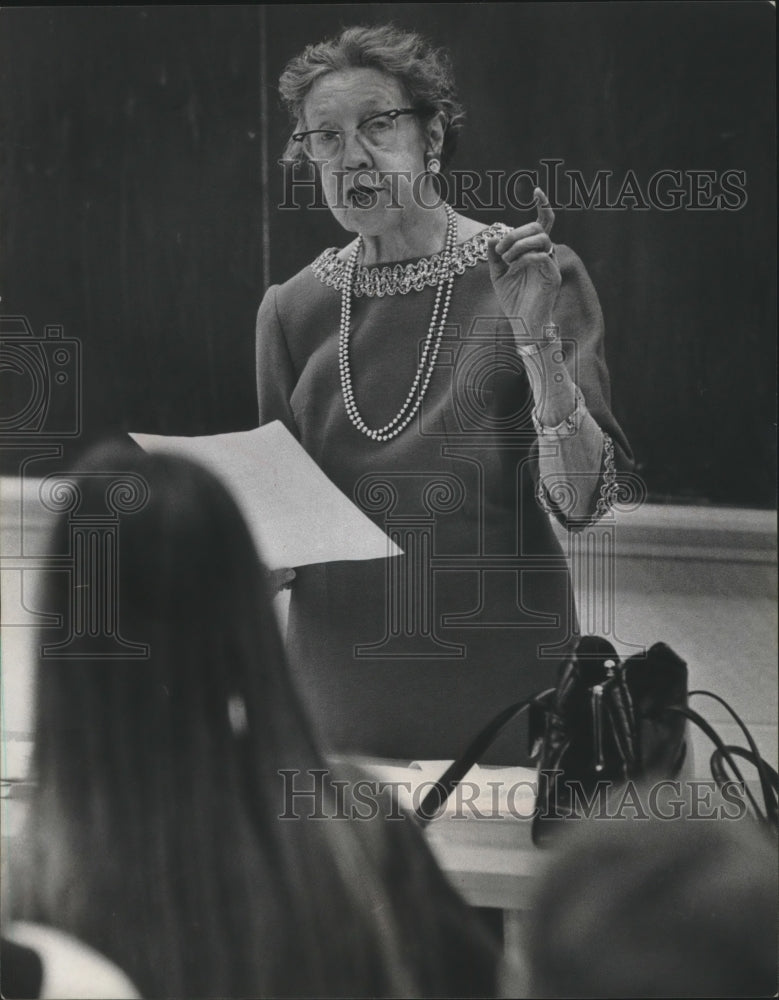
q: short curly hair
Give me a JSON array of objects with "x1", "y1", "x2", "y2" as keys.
[{"x1": 279, "y1": 24, "x2": 465, "y2": 168}]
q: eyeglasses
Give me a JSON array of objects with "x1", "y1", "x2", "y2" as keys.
[{"x1": 291, "y1": 108, "x2": 419, "y2": 161}]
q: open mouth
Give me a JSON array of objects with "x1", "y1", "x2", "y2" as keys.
[{"x1": 346, "y1": 182, "x2": 382, "y2": 208}]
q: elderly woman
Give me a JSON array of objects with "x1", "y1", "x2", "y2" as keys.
[{"x1": 256, "y1": 24, "x2": 633, "y2": 764}]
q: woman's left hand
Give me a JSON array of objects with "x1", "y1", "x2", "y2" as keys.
[{"x1": 487, "y1": 187, "x2": 561, "y2": 351}]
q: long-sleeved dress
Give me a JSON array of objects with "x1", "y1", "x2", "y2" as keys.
[{"x1": 256, "y1": 224, "x2": 633, "y2": 764}]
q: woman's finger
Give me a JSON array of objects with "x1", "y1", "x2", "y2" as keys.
[
  {"x1": 499, "y1": 231, "x2": 553, "y2": 264},
  {"x1": 501, "y1": 250, "x2": 559, "y2": 279},
  {"x1": 535, "y1": 187, "x2": 555, "y2": 234},
  {"x1": 487, "y1": 237, "x2": 508, "y2": 281},
  {"x1": 494, "y1": 221, "x2": 545, "y2": 256}
]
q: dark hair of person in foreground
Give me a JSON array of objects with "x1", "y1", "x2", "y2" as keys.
[
  {"x1": 525, "y1": 812, "x2": 778, "y2": 999},
  {"x1": 7, "y1": 442, "x2": 499, "y2": 998}
]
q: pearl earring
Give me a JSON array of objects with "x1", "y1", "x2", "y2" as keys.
[{"x1": 426, "y1": 155, "x2": 441, "y2": 175}]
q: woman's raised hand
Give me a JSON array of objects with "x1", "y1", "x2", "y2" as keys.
[{"x1": 487, "y1": 187, "x2": 561, "y2": 351}]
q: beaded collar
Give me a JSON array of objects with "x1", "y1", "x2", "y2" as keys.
[{"x1": 310, "y1": 221, "x2": 511, "y2": 297}]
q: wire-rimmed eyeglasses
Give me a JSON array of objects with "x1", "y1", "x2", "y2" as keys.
[{"x1": 291, "y1": 108, "x2": 419, "y2": 161}]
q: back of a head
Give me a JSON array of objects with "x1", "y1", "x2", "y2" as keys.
[
  {"x1": 29, "y1": 440, "x2": 311, "y2": 815},
  {"x1": 11, "y1": 442, "x2": 328, "y2": 995},
  {"x1": 12, "y1": 440, "x2": 500, "y2": 998},
  {"x1": 526, "y1": 815, "x2": 778, "y2": 998}
]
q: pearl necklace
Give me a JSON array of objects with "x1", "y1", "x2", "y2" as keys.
[{"x1": 338, "y1": 203, "x2": 458, "y2": 442}]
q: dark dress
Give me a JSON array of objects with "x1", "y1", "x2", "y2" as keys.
[{"x1": 256, "y1": 228, "x2": 632, "y2": 764}]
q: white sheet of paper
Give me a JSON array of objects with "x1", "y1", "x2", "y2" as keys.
[
  {"x1": 129, "y1": 421, "x2": 402, "y2": 569},
  {"x1": 329, "y1": 755, "x2": 538, "y2": 818}
]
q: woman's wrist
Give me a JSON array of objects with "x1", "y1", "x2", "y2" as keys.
[
  {"x1": 511, "y1": 320, "x2": 559, "y2": 355},
  {"x1": 519, "y1": 323, "x2": 581, "y2": 427}
]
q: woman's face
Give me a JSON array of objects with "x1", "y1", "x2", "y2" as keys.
[{"x1": 300, "y1": 67, "x2": 440, "y2": 239}]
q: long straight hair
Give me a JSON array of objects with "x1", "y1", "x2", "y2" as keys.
[{"x1": 10, "y1": 444, "x2": 497, "y2": 997}]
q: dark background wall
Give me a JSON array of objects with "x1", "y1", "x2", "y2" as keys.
[{"x1": 1, "y1": 3, "x2": 775, "y2": 507}]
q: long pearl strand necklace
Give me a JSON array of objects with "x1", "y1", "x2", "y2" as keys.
[{"x1": 338, "y1": 203, "x2": 458, "y2": 442}]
